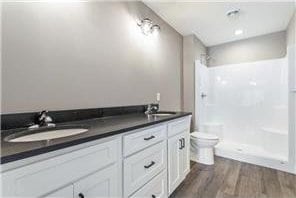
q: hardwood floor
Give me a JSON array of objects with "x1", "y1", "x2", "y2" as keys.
[{"x1": 170, "y1": 157, "x2": 296, "y2": 198}]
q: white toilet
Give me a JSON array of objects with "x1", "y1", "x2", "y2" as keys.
[{"x1": 190, "y1": 132, "x2": 219, "y2": 165}]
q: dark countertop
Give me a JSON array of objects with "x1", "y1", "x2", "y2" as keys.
[{"x1": 1, "y1": 112, "x2": 191, "y2": 164}]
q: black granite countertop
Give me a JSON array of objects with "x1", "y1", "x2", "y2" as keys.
[{"x1": 1, "y1": 112, "x2": 191, "y2": 164}]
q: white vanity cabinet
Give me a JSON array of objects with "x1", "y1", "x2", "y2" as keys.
[
  {"x1": 167, "y1": 117, "x2": 191, "y2": 194},
  {"x1": 1, "y1": 115, "x2": 191, "y2": 198},
  {"x1": 1, "y1": 138, "x2": 122, "y2": 198}
]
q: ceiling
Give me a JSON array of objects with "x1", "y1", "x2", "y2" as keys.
[{"x1": 144, "y1": 1, "x2": 295, "y2": 46}]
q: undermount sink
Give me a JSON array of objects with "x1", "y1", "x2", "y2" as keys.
[
  {"x1": 150, "y1": 112, "x2": 176, "y2": 116},
  {"x1": 5, "y1": 126, "x2": 89, "y2": 143}
]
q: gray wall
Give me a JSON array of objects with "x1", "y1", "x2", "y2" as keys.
[
  {"x1": 207, "y1": 31, "x2": 287, "y2": 67},
  {"x1": 287, "y1": 12, "x2": 295, "y2": 48},
  {"x1": 2, "y1": 2, "x2": 183, "y2": 113},
  {"x1": 183, "y1": 35, "x2": 206, "y2": 131}
]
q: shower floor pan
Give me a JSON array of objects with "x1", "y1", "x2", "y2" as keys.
[{"x1": 215, "y1": 141, "x2": 290, "y2": 173}]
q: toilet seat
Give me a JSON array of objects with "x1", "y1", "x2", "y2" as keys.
[{"x1": 191, "y1": 132, "x2": 218, "y2": 140}]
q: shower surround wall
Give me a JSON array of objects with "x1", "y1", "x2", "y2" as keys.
[
  {"x1": 196, "y1": 57, "x2": 289, "y2": 172},
  {"x1": 207, "y1": 28, "x2": 296, "y2": 173}
]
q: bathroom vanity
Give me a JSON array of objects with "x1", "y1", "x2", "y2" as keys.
[{"x1": 1, "y1": 106, "x2": 191, "y2": 198}]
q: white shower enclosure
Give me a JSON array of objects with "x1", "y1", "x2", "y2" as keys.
[{"x1": 195, "y1": 57, "x2": 293, "y2": 172}]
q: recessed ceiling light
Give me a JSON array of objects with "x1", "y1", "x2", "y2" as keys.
[{"x1": 235, "y1": 29, "x2": 243, "y2": 35}]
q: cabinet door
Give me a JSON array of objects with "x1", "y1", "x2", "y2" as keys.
[
  {"x1": 73, "y1": 163, "x2": 121, "y2": 198},
  {"x1": 181, "y1": 133, "x2": 190, "y2": 177},
  {"x1": 43, "y1": 185, "x2": 74, "y2": 198},
  {"x1": 168, "y1": 133, "x2": 184, "y2": 194}
]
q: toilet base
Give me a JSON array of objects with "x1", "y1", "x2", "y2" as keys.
[{"x1": 191, "y1": 147, "x2": 215, "y2": 165}]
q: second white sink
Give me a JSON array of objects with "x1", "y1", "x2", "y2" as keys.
[{"x1": 7, "y1": 128, "x2": 88, "y2": 142}]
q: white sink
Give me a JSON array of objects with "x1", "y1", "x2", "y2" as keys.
[
  {"x1": 150, "y1": 112, "x2": 176, "y2": 116},
  {"x1": 151, "y1": 113, "x2": 174, "y2": 116},
  {"x1": 7, "y1": 128, "x2": 88, "y2": 142}
]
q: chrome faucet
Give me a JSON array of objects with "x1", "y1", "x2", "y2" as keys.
[
  {"x1": 38, "y1": 110, "x2": 54, "y2": 126},
  {"x1": 145, "y1": 104, "x2": 159, "y2": 115},
  {"x1": 29, "y1": 110, "x2": 55, "y2": 129}
]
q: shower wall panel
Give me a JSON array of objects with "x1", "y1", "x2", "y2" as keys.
[{"x1": 204, "y1": 58, "x2": 288, "y2": 158}]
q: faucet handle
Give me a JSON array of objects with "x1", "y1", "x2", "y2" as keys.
[
  {"x1": 37, "y1": 110, "x2": 54, "y2": 125},
  {"x1": 151, "y1": 105, "x2": 158, "y2": 111},
  {"x1": 145, "y1": 103, "x2": 159, "y2": 115},
  {"x1": 39, "y1": 110, "x2": 48, "y2": 115},
  {"x1": 44, "y1": 116, "x2": 53, "y2": 123},
  {"x1": 38, "y1": 110, "x2": 48, "y2": 120}
]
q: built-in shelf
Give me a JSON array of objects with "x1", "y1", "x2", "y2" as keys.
[{"x1": 261, "y1": 127, "x2": 287, "y2": 135}]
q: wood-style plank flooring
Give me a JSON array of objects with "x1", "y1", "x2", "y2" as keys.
[{"x1": 170, "y1": 157, "x2": 296, "y2": 198}]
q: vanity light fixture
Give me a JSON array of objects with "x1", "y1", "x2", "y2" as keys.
[{"x1": 138, "y1": 18, "x2": 160, "y2": 35}]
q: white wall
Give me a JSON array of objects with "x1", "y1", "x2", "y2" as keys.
[{"x1": 2, "y1": 2, "x2": 183, "y2": 113}]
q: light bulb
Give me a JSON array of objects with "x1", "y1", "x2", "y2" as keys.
[
  {"x1": 141, "y1": 18, "x2": 152, "y2": 35},
  {"x1": 151, "y1": 25, "x2": 160, "y2": 36}
]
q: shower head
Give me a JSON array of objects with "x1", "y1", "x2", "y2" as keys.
[
  {"x1": 206, "y1": 55, "x2": 212, "y2": 60},
  {"x1": 200, "y1": 54, "x2": 212, "y2": 65},
  {"x1": 201, "y1": 54, "x2": 212, "y2": 60}
]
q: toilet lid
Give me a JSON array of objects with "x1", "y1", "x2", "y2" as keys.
[{"x1": 191, "y1": 132, "x2": 218, "y2": 140}]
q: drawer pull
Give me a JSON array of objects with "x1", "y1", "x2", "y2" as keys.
[
  {"x1": 144, "y1": 135, "x2": 155, "y2": 141},
  {"x1": 182, "y1": 138, "x2": 185, "y2": 149},
  {"x1": 144, "y1": 161, "x2": 155, "y2": 169},
  {"x1": 152, "y1": 195, "x2": 156, "y2": 198},
  {"x1": 78, "y1": 193, "x2": 85, "y2": 198}
]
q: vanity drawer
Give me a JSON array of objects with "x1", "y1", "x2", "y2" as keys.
[
  {"x1": 130, "y1": 170, "x2": 167, "y2": 198},
  {"x1": 124, "y1": 141, "x2": 167, "y2": 197},
  {"x1": 167, "y1": 116, "x2": 191, "y2": 137},
  {"x1": 2, "y1": 138, "x2": 120, "y2": 197},
  {"x1": 124, "y1": 125, "x2": 166, "y2": 156}
]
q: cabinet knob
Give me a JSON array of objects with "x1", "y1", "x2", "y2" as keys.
[{"x1": 78, "y1": 193, "x2": 85, "y2": 198}]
